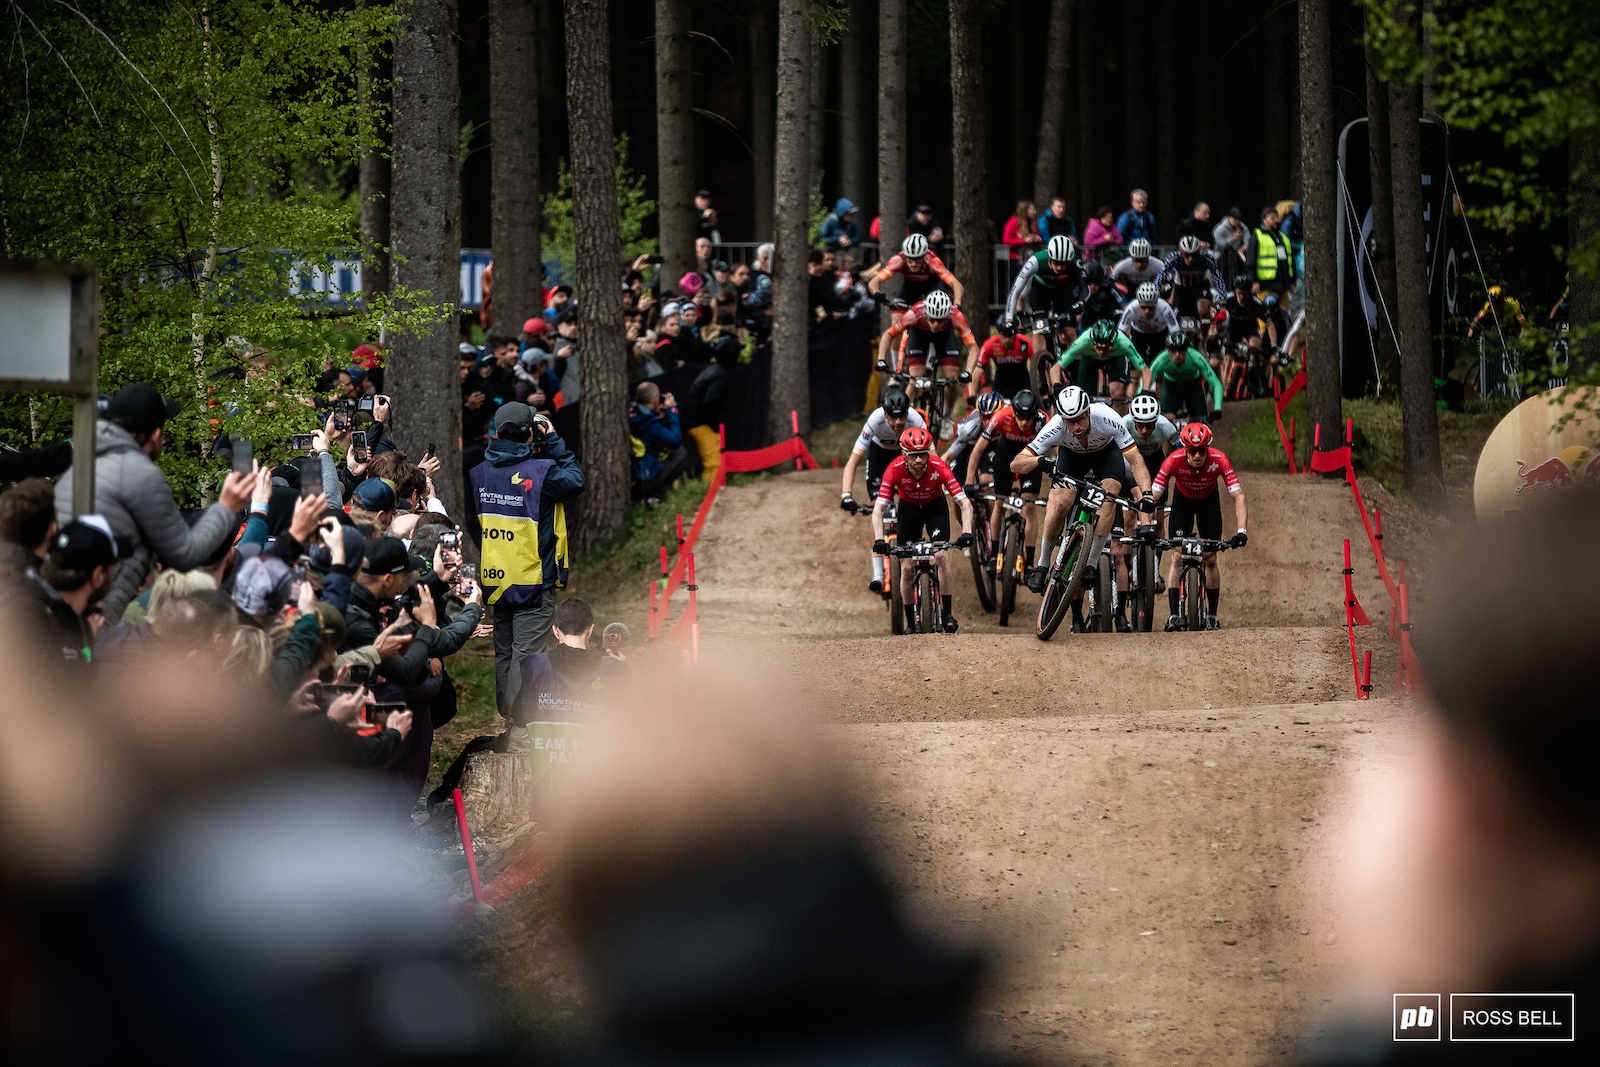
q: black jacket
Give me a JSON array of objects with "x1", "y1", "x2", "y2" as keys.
[{"x1": 341, "y1": 581, "x2": 438, "y2": 688}]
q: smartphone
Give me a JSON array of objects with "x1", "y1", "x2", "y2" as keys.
[
  {"x1": 367, "y1": 701, "x2": 407, "y2": 726},
  {"x1": 347, "y1": 665, "x2": 371, "y2": 687},
  {"x1": 331, "y1": 410, "x2": 349, "y2": 432},
  {"x1": 232, "y1": 439, "x2": 253, "y2": 475},
  {"x1": 644, "y1": 255, "x2": 664, "y2": 265},
  {"x1": 424, "y1": 443, "x2": 436, "y2": 460},
  {"x1": 292, "y1": 433, "x2": 316, "y2": 451},
  {"x1": 350, "y1": 430, "x2": 368, "y2": 464}
]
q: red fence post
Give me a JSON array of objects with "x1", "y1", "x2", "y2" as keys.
[
  {"x1": 1361, "y1": 651, "x2": 1373, "y2": 700},
  {"x1": 648, "y1": 580, "x2": 658, "y2": 639},
  {"x1": 676, "y1": 513, "x2": 685, "y2": 545},
  {"x1": 718, "y1": 423, "x2": 726, "y2": 451},
  {"x1": 791, "y1": 410, "x2": 802, "y2": 470},
  {"x1": 1397, "y1": 583, "x2": 1416, "y2": 692},
  {"x1": 452, "y1": 788, "x2": 484, "y2": 902}
]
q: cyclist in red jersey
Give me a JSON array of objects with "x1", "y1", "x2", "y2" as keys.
[
  {"x1": 879, "y1": 289, "x2": 979, "y2": 420},
  {"x1": 869, "y1": 233, "x2": 965, "y2": 313},
  {"x1": 965, "y1": 389, "x2": 1046, "y2": 568},
  {"x1": 872, "y1": 426, "x2": 975, "y2": 632},
  {"x1": 972, "y1": 331, "x2": 1035, "y2": 400},
  {"x1": 1150, "y1": 422, "x2": 1248, "y2": 630}
]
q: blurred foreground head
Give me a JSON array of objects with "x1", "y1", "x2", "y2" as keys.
[
  {"x1": 555, "y1": 653, "x2": 985, "y2": 1065},
  {"x1": 1310, "y1": 493, "x2": 1600, "y2": 1059}
]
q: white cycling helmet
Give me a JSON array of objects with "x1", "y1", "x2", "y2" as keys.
[
  {"x1": 1137, "y1": 281, "x2": 1159, "y2": 306},
  {"x1": 1056, "y1": 384, "x2": 1091, "y2": 419},
  {"x1": 923, "y1": 289, "x2": 952, "y2": 319},
  {"x1": 1129, "y1": 238, "x2": 1151, "y2": 259},
  {"x1": 1047, "y1": 234, "x2": 1075, "y2": 263},
  {"x1": 902, "y1": 233, "x2": 928, "y2": 258},
  {"x1": 1178, "y1": 235, "x2": 1200, "y2": 254},
  {"x1": 1129, "y1": 393, "x2": 1161, "y2": 424}
]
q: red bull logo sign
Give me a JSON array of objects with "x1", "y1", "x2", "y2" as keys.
[
  {"x1": 1475, "y1": 390, "x2": 1600, "y2": 520},
  {"x1": 1513, "y1": 447, "x2": 1600, "y2": 494}
]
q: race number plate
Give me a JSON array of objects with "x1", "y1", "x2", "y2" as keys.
[
  {"x1": 1079, "y1": 483, "x2": 1106, "y2": 510},
  {"x1": 1182, "y1": 537, "x2": 1205, "y2": 558}
]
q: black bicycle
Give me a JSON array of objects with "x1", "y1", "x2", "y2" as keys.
[
  {"x1": 976, "y1": 490, "x2": 1048, "y2": 626},
  {"x1": 888, "y1": 539, "x2": 961, "y2": 635},
  {"x1": 1026, "y1": 309, "x2": 1079, "y2": 400},
  {"x1": 1037, "y1": 473, "x2": 1140, "y2": 640},
  {"x1": 1155, "y1": 536, "x2": 1236, "y2": 631},
  {"x1": 1111, "y1": 522, "x2": 1161, "y2": 633}
]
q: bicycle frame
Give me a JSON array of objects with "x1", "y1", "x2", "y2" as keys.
[
  {"x1": 888, "y1": 540, "x2": 957, "y2": 634},
  {"x1": 1036, "y1": 473, "x2": 1134, "y2": 640},
  {"x1": 1157, "y1": 535, "x2": 1233, "y2": 631}
]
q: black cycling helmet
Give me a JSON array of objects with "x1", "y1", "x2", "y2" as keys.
[
  {"x1": 1011, "y1": 388, "x2": 1039, "y2": 424},
  {"x1": 881, "y1": 389, "x2": 910, "y2": 418},
  {"x1": 1083, "y1": 261, "x2": 1105, "y2": 285}
]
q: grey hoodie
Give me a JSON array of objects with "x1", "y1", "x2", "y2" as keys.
[{"x1": 55, "y1": 420, "x2": 241, "y2": 623}]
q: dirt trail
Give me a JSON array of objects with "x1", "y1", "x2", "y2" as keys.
[{"x1": 489, "y1": 462, "x2": 1410, "y2": 1065}]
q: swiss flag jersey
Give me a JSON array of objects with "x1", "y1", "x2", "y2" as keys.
[
  {"x1": 876, "y1": 455, "x2": 967, "y2": 506},
  {"x1": 1152, "y1": 446, "x2": 1241, "y2": 500}
]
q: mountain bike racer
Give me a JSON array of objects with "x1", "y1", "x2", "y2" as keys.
[
  {"x1": 1003, "y1": 234, "x2": 1085, "y2": 353},
  {"x1": 1054, "y1": 317, "x2": 1148, "y2": 412},
  {"x1": 1148, "y1": 331, "x2": 1223, "y2": 425},
  {"x1": 840, "y1": 389, "x2": 927, "y2": 592},
  {"x1": 972, "y1": 330, "x2": 1035, "y2": 400},
  {"x1": 1216, "y1": 278, "x2": 1280, "y2": 397},
  {"x1": 1150, "y1": 421, "x2": 1247, "y2": 631},
  {"x1": 1110, "y1": 238, "x2": 1162, "y2": 298},
  {"x1": 871, "y1": 426, "x2": 975, "y2": 633},
  {"x1": 877, "y1": 290, "x2": 978, "y2": 412},
  {"x1": 1158, "y1": 236, "x2": 1226, "y2": 321},
  {"x1": 869, "y1": 233, "x2": 964, "y2": 319},
  {"x1": 1110, "y1": 392, "x2": 1180, "y2": 612},
  {"x1": 1013, "y1": 387, "x2": 1155, "y2": 631},
  {"x1": 965, "y1": 389, "x2": 1047, "y2": 574},
  {"x1": 943, "y1": 390, "x2": 1003, "y2": 489},
  {"x1": 1120, "y1": 282, "x2": 1181, "y2": 372},
  {"x1": 1077, "y1": 261, "x2": 1125, "y2": 331}
]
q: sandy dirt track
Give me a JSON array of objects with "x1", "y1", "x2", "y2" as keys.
[{"x1": 482, "y1": 461, "x2": 1411, "y2": 1065}]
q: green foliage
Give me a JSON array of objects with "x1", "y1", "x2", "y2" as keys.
[
  {"x1": 807, "y1": 176, "x2": 827, "y2": 249},
  {"x1": 806, "y1": 1, "x2": 851, "y2": 45},
  {"x1": 1364, "y1": 0, "x2": 1600, "y2": 409},
  {"x1": 540, "y1": 135, "x2": 658, "y2": 284},
  {"x1": 0, "y1": 0, "x2": 450, "y2": 503}
]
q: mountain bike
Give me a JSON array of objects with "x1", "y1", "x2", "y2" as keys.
[
  {"x1": 967, "y1": 488, "x2": 996, "y2": 612},
  {"x1": 1027, "y1": 308, "x2": 1079, "y2": 401},
  {"x1": 1112, "y1": 522, "x2": 1162, "y2": 632},
  {"x1": 875, "y1": 356, "x2": 972, "y2": 445},
  {"x1": 977, "y1": 490, "x2": 1048, "y2": 626},
  {"x1": 1223, "y1": 342, "x2": 1253, "y2": 401},
  {"x1": 1156, "y1": 535, "x2": 1236, "y2": 631},
  {"x1": 888, "y1": 540, "x2": 960, "y2": 635},
  {"x1": 1036, "y1": 472, "x2": 1133, "y2": 641},
  {"x1": 847, "y1": 499, "x2": 900, "y2": 626}
]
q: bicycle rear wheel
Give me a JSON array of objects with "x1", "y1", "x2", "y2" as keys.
[
  {"x1": 916, "y1": 570, "x2": 940, "y2": 635},
  {"x1": 970, "y1": 520, "x2": 996, "y2": 612},
  {"x1": 998, "y1": 522, "x2": 1022, "y2": 625},
  {"x1": 1182, "y1": 565, "x2": 1205, "y2": 632},
  {"x1": 1037, "y1": 525, "x2": 1088, "y2": 641}
]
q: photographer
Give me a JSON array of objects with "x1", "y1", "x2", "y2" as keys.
[
  {"x1": 340, "y1": 538, "x2": 435, "y2": 689},
  {"x1": 466, "y1": 402, "x2": 584, "y2": 723}
]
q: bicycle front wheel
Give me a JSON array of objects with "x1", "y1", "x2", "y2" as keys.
[
  {"x1": 970, "y1": 521, "x2": 996, "y2": 612},
  {"x1": 1133, "y1": 545, "x2": 1157, "y2": 632},
  {"x1": 890, "y1": 568, "x2": 905, "y2": 635},
  {"x1": 1182, "y1": 565, "x2": 1205, "y2": 632},
  {"x1": 916, "y1": 569, "x2": 940, "y2": 635},
  {"x1": 1037, "y1": 525, "x2": 1088, "y2": 641},
  {"x1": 998, "y1": 521, "x2": 1022, "y2": 625}
]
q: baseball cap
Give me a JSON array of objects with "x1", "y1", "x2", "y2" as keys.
[
  {"x1": 523, "y1": 317, "x2": 551, "y2": 336},
  {"x1": 232, "y1": 555, "x2": 293, "y2": 617},
  {"x1": 695, "y1": 188, "x2": 711, "y2": 199},
  {"x1": 494, "y1": 401, "x2": 537, "y2": 434},
  {"x1": 916, "y1": 204, "x2": 933, "y2": 213},
  {"x1": 308, "y1": 522, "x2": 366, "y2": 573},
  {"x1": 351, "y1": 477, "x2": 398, "y2": 511},
  {"x1": 459, "y1": 342, "x2": 480, "y2": 357},
  {"x1": 50, "y1": 515, "x2": 121, "y2": 571},
  {"x1": 362, "y1": 536, "x2": 420, "y2": 575},
  {"x1": 344, "y1": 364, "x2": 366, "y2": 382},
  {"x1": 105, "y1": 384, "x2": 180, "y2": 435}
]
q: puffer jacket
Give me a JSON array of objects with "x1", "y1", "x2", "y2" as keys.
[{"x1": 54, "y1": 420, "x2": 241, "y2": 623}]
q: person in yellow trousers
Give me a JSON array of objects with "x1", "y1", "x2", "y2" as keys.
[{"x1": 682, "y1": 333, "x2": 742, "y2": 481}]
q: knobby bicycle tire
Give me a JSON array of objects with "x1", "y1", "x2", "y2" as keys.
[
  {"x1": 1037, "y1": 525, "x2": 1087, "y2": 640},
  {"x1": 998, "y1": 521, "x2": 1022, "y2": 625},
  {"x1": 916, "y1": 570, "x2": 940, "y2": 635},
  {"x1": 1090, "y1": 550, "x2": 1115, "y2": 633},
  {"x1": 890, "y1": 568, "x2": 905, "y2": 635},
  {"x1": 1182, "y1": 565, "x2": 1205, "y2": 632},
  {"x1": 970, "y1": 519, "x2": 996, "y2": 612},
  {"x1": 1133, "y1": 545, "x2": 1156, "y2": 632}
]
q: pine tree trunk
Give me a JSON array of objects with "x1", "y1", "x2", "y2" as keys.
[
  {"x1": 359, "y1": 21, "x2": 392, "y2": 306},
  {"x1": 808, "y1": 34, "x2": 825, "y2": 193},
  {"x1": 1075, "y1": 2, "x2": 1093, "y2": 222},
  {"x1": 1123, "y1": 5, "x2": 1151, "y2": 201},
  {"x1": 1032, "y1": 0, "x2": 1075, "y2": 208},
  {"x1": 878, "y1": 0, "x2": 907, "y2": 276},
  {"x1": 1364, "y1": 39, "x2": 1401, "y2": 396},
  {"x1": 565, "y1": 0, "x2": 629, "y2": 549},
  {"x1": 1192, "y1": 11, "x2": 1212, "y2": 211},
  {"x1": 390, "y1": 0, "x2": 465, "y2": 519},
  {"x1": 656, "y1": 0, "x2": 696, "y2": 288},
  {"x1": 1387, "y1": 10, "x2": 1444, "y2": 507},
  {"x1": 751, "y1": 2, "x2": 777, "y2": 241},
  {"x1": 839, "y1": 1, "x2": 871, "y2": 214},
  {"x1": 1263, "y1": 9, "x2": 1291, "y2": 201},
  {"x1": 1299, "y1": 0, "x2": 1342, "y2": 464},
  {"x1": 1156, "y1": 1, "x2": 1177, "y2": 227},
  {"x1": 490, "y1": 0, "x2": 541, "y2": 338},
  {"x1": 1571, "y1": 135, "x2": 1600, "y2": 374},
  {"x1": 771, "y1": 0, "x2": 811, "y2": 440},
  {"x1": 950, "y1": 0, "x2": 990, "y2": 338}
]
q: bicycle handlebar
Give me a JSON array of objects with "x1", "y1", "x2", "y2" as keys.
[
  {"x1": 1156, "y1": 537, "x2": 1238, "y2": 553},
  {"x1": 887, "y1": 540, "x2": 960, "y2": 558}
]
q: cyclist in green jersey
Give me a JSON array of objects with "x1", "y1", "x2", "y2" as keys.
[
  {"x1": 1003, "y1": 235, "x2": 1084, "y2": 358},
  {"x1": 1145, "y1": 330, "x2": 1223, "y2": 425},
  {"x1": 1054, "y1": 317, "x2": 1147, "y2": 414}
]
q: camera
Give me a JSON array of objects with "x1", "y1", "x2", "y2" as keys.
[{"x1": 366, "y1": 701, "x2": 406, "y2": 727}]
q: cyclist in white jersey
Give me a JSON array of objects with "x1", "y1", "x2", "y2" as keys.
[
  {"x1": 1110, "y1": 237, "x2": 1163, "y2": 296},
  {"x1": 1120, "y1": 282, "x2": 1181, "y2": 378},
  {"x1": 840, "y1": 390, "x2": 928, "y2": 593},
  {"x1": 1109, "y1": 393, "x2": 1178, "y2": 621},
  {"x1": 1011, "y1": 387, "x2": 1154, "y2": 626}
]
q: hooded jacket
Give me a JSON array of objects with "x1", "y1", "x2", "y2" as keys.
[
  {"x1": 55, "y1": 420, "x2": 241, "y2": 623},
  {"x1": 466, "y1": 430, "x2": 584, "y2": 605},
  {"x1": 628, "y1": 402, "x2": 683, "y2": 482}
]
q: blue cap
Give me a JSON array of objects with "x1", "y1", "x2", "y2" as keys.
[
  {"x1": 834, "y1": 198, "x2": 856, "y2": 216},
  {"x1": 351, "y1": 477, "x2": 397, "y2": 511}
]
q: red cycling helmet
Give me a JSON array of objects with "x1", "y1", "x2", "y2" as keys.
[
  {"x1": 899, "y1": 425, "x2": 934, "y2": 454},
  {"x1": 1179, "y1": 422, "x2": 1213, "y2": 449}
]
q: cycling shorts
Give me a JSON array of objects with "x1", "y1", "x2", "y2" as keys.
[
  {"x1": 1158, "y1": 378, "x2": 1209, "y2": 422},
  {"x1": 1169, "y1": 487, "x2": 1222, "y2": 541},
  {"x1": 1072, "y1": 355, "x2": 1130, "y2": 389},
  {"x1": 898, "y1": 275, "x2": 945, "y2": 306},
  {"x1": 896, "y1": 498, "x2": 951, "y2": 543},
  {"x1": 1030, "y1": 283, "x2": 1079, "y2": 317},
  {"x1": 1129, "y1": 329, "x2": 1166, "y2": 366},
  {"x1": 906, "y1": 327, "x2": 964, "y2": 369},
  {"x1": 865, "y1": 441, "x2": 898, "y2": 500},
  {"x1": 1169, "y1": 285, "x2": 1210, "y2": 319},
  {"x1": 992, "y1": 440, "x2": 1043, "y2": 496},
  {"x1": 985, "y1": 360, "x2": 1034, "y2": 399},
  {"x1": 1053, "y1": 440, "x2": 1131, "y2": 492}
]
